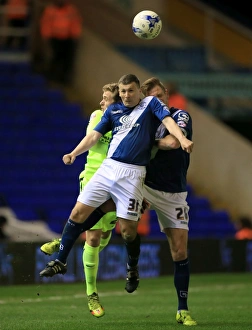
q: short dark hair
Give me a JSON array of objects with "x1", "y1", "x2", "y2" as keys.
[
  {"x1": 118, "y1": 74, "x2": 140, "y2": 88},
  {"x1": 141, "y1": 77, "x2": 166, "y2": 96}
]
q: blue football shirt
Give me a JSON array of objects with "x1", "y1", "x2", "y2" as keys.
[
  {"x1": 145, "y1": 107, "x2": 193, "y2": 193},
  {"x1": 94, "y1": 96, "x2": 171, "y2": 165}
]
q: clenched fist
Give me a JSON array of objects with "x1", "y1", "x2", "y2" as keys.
[{"x1": 62, "y1": 153, "x2": 76, "y2": 165}]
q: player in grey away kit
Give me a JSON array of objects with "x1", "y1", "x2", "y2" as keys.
[{"x1": 141, "y1": 77, "x2": 197, "y2": 326}]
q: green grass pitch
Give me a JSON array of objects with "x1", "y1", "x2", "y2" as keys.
[{"x1": 0, "y1": 273, "x2": 251, "y2": 330}]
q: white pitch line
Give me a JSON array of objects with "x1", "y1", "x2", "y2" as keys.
[
  {"x1": 0, "y1": 290, "x2": 133, "y2": 305},
  {"x1": 0, "y1": 283, "x2": 251, "y2": 305}
]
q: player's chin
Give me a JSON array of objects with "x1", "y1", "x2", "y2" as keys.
[{"x1": 124, "y1": 101, "x2": 134, "y2": 107}]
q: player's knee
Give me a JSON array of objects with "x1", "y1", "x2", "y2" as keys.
[
  {"x1": 70, "y1": 209, "x2": 82, "y2": 222},
  {"x1": 70, "y1": 205, "x2": 87, "y2": 223},
  {"x1": 171, "y1": 248, "x2": 187, "y2": 261},
  {"x1": 87, "y1": 236, "x2": 100, "y2": 246},
  {"x1": 121, "y1": 230, "x2": 137, "y2": 242}
]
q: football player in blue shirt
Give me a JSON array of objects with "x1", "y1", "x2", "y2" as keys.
[
  {"x1": 141, "y1": 77, "x2": 197, "y2": 326},
  {"x1": 39, "y1": 74, "x2": 193, "y2": 295}
]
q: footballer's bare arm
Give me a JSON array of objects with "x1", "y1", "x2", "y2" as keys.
[
  {"x1": 157, "y1": 134, "x2": 180, "y2": 150},
  {"x1": 162, "y1": 116, "x2": 193, "y2": 153},
  {"x1": 63, "y1": 130, "x2": 102, "y2": 165}
]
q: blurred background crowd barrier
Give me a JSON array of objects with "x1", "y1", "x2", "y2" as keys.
[{"x1": 1, "y1": 238, "x2": 252, "y2": 285}]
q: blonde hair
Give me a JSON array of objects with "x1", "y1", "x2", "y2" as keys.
[{"x1": 102, "y1": 83, "x2": 120, "y2": 102}]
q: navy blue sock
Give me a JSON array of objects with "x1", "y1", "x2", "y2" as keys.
[
  {"x1": 124, "y1": 233, "x2": 141, "y2": 268},
  {"x1": 57, "y1": 219, "x2": 83, "y2": 264},
  {"x1": 174, "y1": 258, "x2": 190, "y2": 311},
  {"x1": 57, "y1": 208, "x2": 105, "y2": 264}
]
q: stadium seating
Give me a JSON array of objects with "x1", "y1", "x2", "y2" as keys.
[
  {"x1": 0, "y1": 61, "x2": 235, "y2": 238},
  {"x1": 0, "y1": 61, "x2": 88, "y2": 233},
  {"x1": 117, "y1": 46, "x2": 208, "y2": 73},
  {"x1": 116, "y1": 45, "x2": 252, "y2": 119},
  {"x1": 148, "y1": 185, "x2": 235, "y2": 239}
]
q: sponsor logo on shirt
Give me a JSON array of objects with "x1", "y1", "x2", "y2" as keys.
[
  {"x1": 177, "y1": 120, "x2": 187, "y2": 127},
  {"x1": 114, "y1": 115, "x2": 140, "y2": 131},
  {"x1": 111, "y1": 110, "x2": 123, "y2": 114},
  {"x1": 100, "y1": 135, "x2": 111, "y2": 144},
  {"x1": 119, "y1": 115, "x2": 132, "y2": 124}
]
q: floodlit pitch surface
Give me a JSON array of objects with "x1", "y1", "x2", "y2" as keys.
[{"x1": 0, "y1": 273, "x2": 251, "y2": 330}]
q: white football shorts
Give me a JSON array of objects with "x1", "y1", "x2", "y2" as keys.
[
  {"x1": 143, "y1": 185, "x2": 189, "y2": 231},
  {"x1": 77, "y1": 158, "x2": 146, "y2": 221}
]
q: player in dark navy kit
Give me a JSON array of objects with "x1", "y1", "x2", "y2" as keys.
[
  {"x1": 39, "y1": 74, "x2": 194, "y2": 294},
  {"x1": 141, "y1": 77, "x2": 197, "y2": 326}
]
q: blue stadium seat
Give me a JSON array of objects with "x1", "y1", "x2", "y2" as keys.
[
  {"x1": 46, "y1": 89, "x2": 64, "y2": 102},
  {"x1": 186, "y1": 184, "x2": 194, "y2": 198},
  {"x1": 0, "y1": 62, "x2": 15, "y2": 73},
  {"x1": 117, "y1": 46, "x2": 207, "y2": 72},
  {"x1": 188, "y1": 196, "x2": 211, "y2": 211},
  {"x1": 189, "y1": 208, "x2": 235, "y2": 239},
  {"x1": 210, "y1": 211, "x2": 236, "y2": 238},
  {"x1": 0, "y1": 61, "x2": 87, "y2": 228},
  {"x1": 0, "y1": 74, "x2": 14, "y2": 86},
  {"x1": 13, "y1": 73, "x2": 46, "y2": 87}
]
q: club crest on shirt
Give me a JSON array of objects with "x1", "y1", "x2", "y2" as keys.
[
  {"x1": 137, "y1": 101, "x2": 148, "y2": 110},
  {"x1": 178, "y1": 112, "x2": 189, "y2": 122}
]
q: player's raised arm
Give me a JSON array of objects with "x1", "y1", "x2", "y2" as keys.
[
  {"x1": 162, "y1": 116, "x2": 193, "y2": 153},
  {"x1": 63, "y1": 130, "x2": 102, "y2": 165}
]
